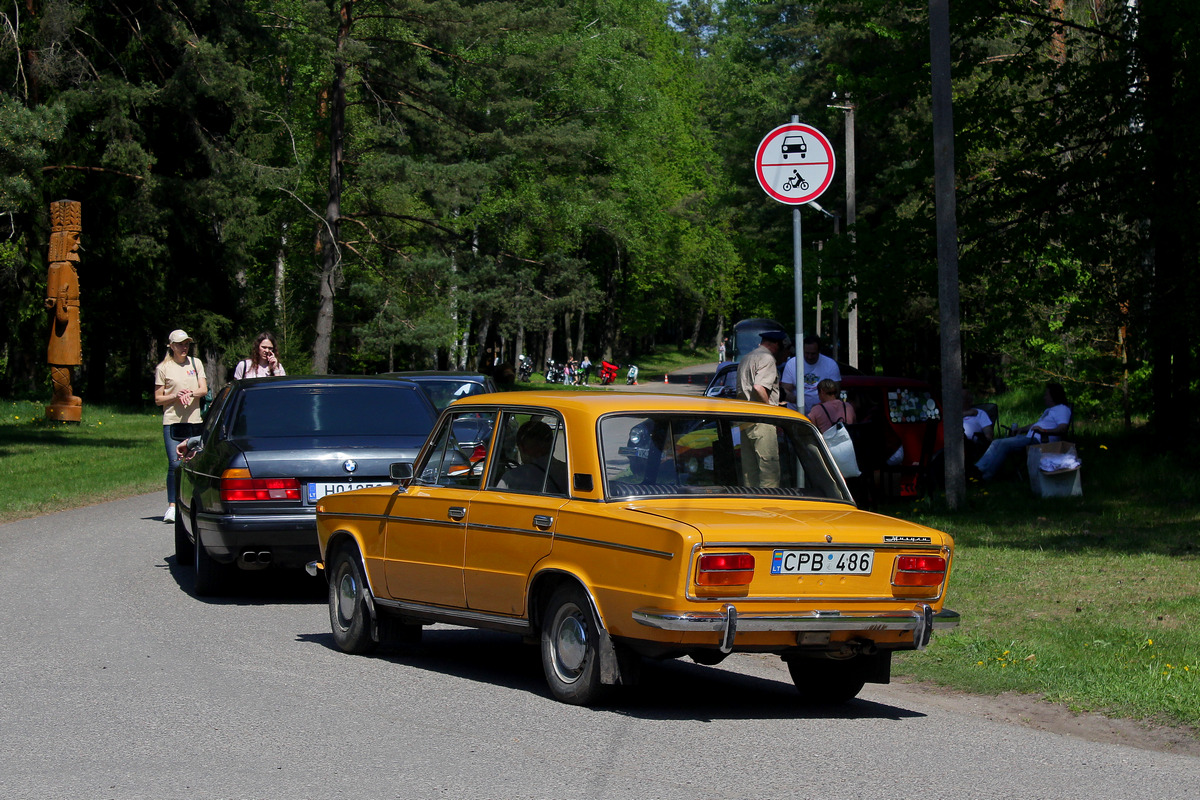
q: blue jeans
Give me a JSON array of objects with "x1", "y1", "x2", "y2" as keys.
[
  {"x1": 974, "y1": 435, "x2": 1031, "y2": 480},
  {"x1": 163, "y1": 425, "x2": 186, "y2": 504}
]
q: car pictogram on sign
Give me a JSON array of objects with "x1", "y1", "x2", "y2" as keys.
[{"x1": 781, "y1": 134, "x2": 807, "y2": 159}]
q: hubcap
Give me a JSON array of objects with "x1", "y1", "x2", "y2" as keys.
[
  {"x1": 554, "y1": 610, "x2": 588, "y2": 679},
  {"x1": 337, "y1": 570, "x2": 358, "y2": 628}
]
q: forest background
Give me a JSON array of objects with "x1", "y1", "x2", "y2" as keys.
[{"x1": 2, "y1": 0, "x2": 1197, "y2": 448}]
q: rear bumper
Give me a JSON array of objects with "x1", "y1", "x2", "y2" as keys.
[
  {"x1": 196, "y1": 510, "x2": 318, "y2": 568},
  {"x1": 632, "y1": 604, "x2": 960, "y2": 654}
]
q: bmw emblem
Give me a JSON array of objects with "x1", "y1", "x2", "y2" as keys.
[{"x1": 342, "y1": 459, "x2": 358, "y2": 474}]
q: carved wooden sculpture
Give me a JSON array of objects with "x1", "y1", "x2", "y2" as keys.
[{"x1": 45, "y1": 199, "x2": 83, "y2": 422}]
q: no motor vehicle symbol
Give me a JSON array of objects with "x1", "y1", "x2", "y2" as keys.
[{"x1": 755, "y1": 123, "x2": 836, "y2": 205}]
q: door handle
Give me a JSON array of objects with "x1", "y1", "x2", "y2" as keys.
[
  {"x1": 533, "y1": 514, "x2": 553, "y2": 529},
  {"x1": 448, "y1": 506, "x2": 466, "y2": 521}
]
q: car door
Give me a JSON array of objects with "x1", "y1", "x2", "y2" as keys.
[
  {"x1": 464, "y1": 411, "x2": 568, "y2": 616},
  {"x1": 383, "y1": 410, "x2": 497, "y2": 608}
]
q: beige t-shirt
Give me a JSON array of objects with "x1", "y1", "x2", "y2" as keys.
[
  {"x1": 736, "y1": 345, "x2": 780, "y2": 405},
  {"x1": 155, "y1": 357, "x2": 207, "y2": 425}
]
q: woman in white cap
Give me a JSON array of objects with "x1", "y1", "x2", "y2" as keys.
[{"x1": 153, "y1": 330, "x2": 207, "y2": 523}]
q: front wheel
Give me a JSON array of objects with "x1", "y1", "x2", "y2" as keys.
[
  {"x1": 540, "y1": 585, "x2": 604, "y2": 705},
  {"x1": 328, "y1": 547, "x2": 378, "y2": 655}
]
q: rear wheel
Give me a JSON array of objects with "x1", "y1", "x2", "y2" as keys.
[
  {"x1": 787, "y1": 657, "x2": 868, "y2": 705},
  {"x1": 328, "y1": 547, "x2": 378, "y2": 654},
  {"x1": 174, "y1": 506, "x2": 194, "y2": 565},
  {"x1": 192, "y1": 525, "x2": 227, "y2": 597},
  {"x1": 540, "y1": 585, "x2": 604, "y2": 705}
]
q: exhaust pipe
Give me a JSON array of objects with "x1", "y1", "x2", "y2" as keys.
[{"x1": 238, "y1": 550, "x2": 273, "y2": 570}]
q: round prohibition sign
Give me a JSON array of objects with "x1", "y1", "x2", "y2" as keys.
[{"x1": 755, "y1": 123, "x2": 836, "y2": 205}]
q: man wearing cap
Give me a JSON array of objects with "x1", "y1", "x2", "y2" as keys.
[{"x1": 736, "y1": 330, "x2": 786, "y2": 487}]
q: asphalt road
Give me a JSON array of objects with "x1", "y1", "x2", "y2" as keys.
[{"x1": 3, "y1": 493, "x2": 1199, "y2": 799}]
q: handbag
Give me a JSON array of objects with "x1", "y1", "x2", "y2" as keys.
[{"x1": 822, "y1": 421, "x2": 861, "y2": 478}]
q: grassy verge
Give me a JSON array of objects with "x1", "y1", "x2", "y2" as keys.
[
  {"x1": 0, "y1": 399, "x2": 163, "y2": 522},
  {"x1": 891, "y1": 418, "x2": 1200, "y2": 729}
]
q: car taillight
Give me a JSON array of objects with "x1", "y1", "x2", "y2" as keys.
[
  {"x1": 220, "y1": 468, "x2": 301, "y2": 502},
  {"x1": 696, "y1": 553, "x2": 755, "y2": 586},
  {"x1": 892, "y1": 555, "x2": 947, "y2": 587},
  {"x1": 470, "y1": 444, "x2": 487, "y2": 462}
]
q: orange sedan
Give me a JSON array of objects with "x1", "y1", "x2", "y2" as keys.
[{"x1": 309, "y1": 392, "x2": 959, "y2": 706}]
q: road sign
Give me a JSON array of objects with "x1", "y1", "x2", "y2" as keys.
[{"x1": 755, "y1": 123, "x2": 836, "y2": 205}]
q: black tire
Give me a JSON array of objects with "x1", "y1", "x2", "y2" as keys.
[
  {"x1": 174, "y1": 505, "x2": 194, "y2": 565},
  {"x1": 328, "y1": 547, "x2": 378, "y2": 655},
  {"x1": 192, "y1": 524, "x2": 226, "y2": 597},
  {"x1": 540, "y1": 584, "x2": 604, "y2": 705},
  {"x1": 787, "y1": 657, "x2": 867, "y2": 705}
]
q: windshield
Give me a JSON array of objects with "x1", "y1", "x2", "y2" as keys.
[
  {"x1": 232, "y1": 385, "x2": 434, "y2": 438},
  {"x1": 418, "y1": 380, "x2": 489, "y2": 411},
  {"x1": 599, "y1": 413, "x2": 851, "y2": 502}
]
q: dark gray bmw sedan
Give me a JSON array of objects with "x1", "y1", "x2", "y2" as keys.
[{"x1": 175, "y1": 375, "x2": 438, "y2": 595}]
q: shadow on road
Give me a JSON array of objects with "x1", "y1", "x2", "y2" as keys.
[
  {"x1": 162, "y1": 553, "x2": 326, "y2": 605},
  {"x1": 296, "y1": 626, "x2": 927, "y2": 722}
]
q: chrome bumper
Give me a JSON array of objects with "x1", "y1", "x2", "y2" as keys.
[{"x1": 632, "y1": 604, "x2": 961, "y2": 654}]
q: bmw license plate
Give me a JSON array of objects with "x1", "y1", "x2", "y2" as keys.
[
  {"x1": 307, "y1": 482, "x2": 389, "y2": 503},
  {"x1": 771, "y1": 550, "x2": 873, "y2": 575}
]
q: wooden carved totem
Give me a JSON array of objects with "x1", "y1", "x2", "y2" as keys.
[{"x1": 45, "y1": 199, "x2": 83, "y2": 422}]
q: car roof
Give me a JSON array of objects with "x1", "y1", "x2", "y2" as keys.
[
  {"x1": 235, "y1": 374, "x2": 422, "y2": 389},
  {"x1": 447, "y1": 390, "x2": 803, "y2": 417},
  {"x1": 383, "y1": 370, "x2": 491, "y2": 380}
]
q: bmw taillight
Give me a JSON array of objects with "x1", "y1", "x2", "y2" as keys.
[
  {"x1": 696, "y1": 553, "x2": 755, "y2": 586},
  {"x1": 220, "y1": 468, "x2": 301, "y2": 502},
  {"x1": 892, "y1": 555, "x2": 947, "y2": 587}
]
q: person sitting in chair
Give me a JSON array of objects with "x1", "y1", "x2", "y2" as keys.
[{"x1": 974, "y1": 382, "x2": 1071, "y2": 481}]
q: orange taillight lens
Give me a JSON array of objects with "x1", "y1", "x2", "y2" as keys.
[
  {"x1": 892, "y1": 555, "x2": 947, "y2": 587},
  {"x1": 696, "y1": 553, "x2": 755, "y2": 586},
  {"x1": 220, "y1": 468, "x2": 301, "y2": 502}
]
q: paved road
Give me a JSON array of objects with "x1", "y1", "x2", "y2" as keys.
[{"x1": 3, "y1": 494, "x2": 1199, "y2": 799}]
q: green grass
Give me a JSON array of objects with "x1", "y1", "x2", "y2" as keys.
[
  {"x1": 890, "y1": 417, "x2": 1200, "y2": 730},
  {"x1": 0, "y1": 399, "x2": 164, "y2": 522},
  {"x1": 3, "y1": 390, "x2": 1198, "y2": 734}
]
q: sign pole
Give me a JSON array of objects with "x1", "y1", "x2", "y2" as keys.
[{"x1": 791, "y1": 115, "x2": 804, "y2": 351}]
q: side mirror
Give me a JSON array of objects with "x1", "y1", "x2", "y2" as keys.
[{"x1": 389, "y1": 462, "x2": 414, "y2": 486}]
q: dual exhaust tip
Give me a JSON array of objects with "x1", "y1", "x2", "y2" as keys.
[{"x1": 239, "y1": 550, "x2": 273, "y2": 569}]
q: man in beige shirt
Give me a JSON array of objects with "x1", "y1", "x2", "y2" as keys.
[{"x1": 736, "y1": 330, "x2": 787, "y2": 487}]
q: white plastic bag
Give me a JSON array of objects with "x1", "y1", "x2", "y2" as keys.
[{"x1": 823, "y1": 421, "x2": 861, "y2": 478}]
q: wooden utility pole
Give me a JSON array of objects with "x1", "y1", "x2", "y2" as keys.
[{"x1": 929, "y1": 0, "x2": 965, "y2": 508}]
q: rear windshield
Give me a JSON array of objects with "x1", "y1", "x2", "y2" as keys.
[
  {"x1": 231, "y1": 385, "x2": 433, "y2": 438},
  {"x1": 418, "y1": 380, "x2": 489, "y2": 411},
  {"x1": 599, "y1": 413, "x2": 851, "y2": 502}
]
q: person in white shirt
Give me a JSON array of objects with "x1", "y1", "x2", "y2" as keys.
[
  {"x1": 781, "y1": 335, "x2": 840, "y2": 413},
  {"x1": 974, "y1": 382, "x2": 1071, "y2": 480}
]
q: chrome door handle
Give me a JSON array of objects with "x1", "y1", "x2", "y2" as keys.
[
  {"x1": 448, "y1": 506, "x2": 467, "y2": 521},
  {"x1": 533, "y1": 515, "x2": 553, "y2": 529}
]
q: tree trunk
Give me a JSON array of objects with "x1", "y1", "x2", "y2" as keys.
[
  {"x1": 688, "y1": 305, "x2": 703, "y2": 352},
  {"x1": 474, "y1": 312, "x2": 491, "y2": 372},
  {"x1": 312, "y1": 3, "x2": 351, "y2": 374},
  {"x1": 542, "y1": 319, "x2": 556, "y2": 373}
]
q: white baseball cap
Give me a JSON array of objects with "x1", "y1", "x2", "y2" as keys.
[{"x1": 168, "y1": 329, "x2": 193, "y2": 345}]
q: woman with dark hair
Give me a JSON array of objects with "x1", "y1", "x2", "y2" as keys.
[
  {"x1": 974, "y1": 382, "x2": 1072, "y2": 480},
  {"x1": 233, "y1": 332, "x2": 285, "y2": 379}
]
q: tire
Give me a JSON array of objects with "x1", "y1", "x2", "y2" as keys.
[
  {"x1": 787, "y1": 657, "x2": 867, "y2": 705},
  {"x1": 540, "y1": 584, "x2": 604, "y2": 705},
  {"x1": 192, "y1": 524, "x2": 226, "y2": 597},
  {"x1": 328, "y1": 547, "x2": 378, "y2": 655},
  {"x1": 174, "y1": 505, "x2": 194, "y2": 565}
]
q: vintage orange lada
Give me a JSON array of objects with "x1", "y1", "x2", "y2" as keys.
[{"x1": 309, "y1": 392, "x2": 959, "y2": 706}]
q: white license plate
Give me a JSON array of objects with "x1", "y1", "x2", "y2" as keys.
[
  {"x1": 771, "y1": 549, "x2": 874, "y2": 575},
  {"x1": 307, "y1": 481, "x2": 389, "y2": 503}
]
